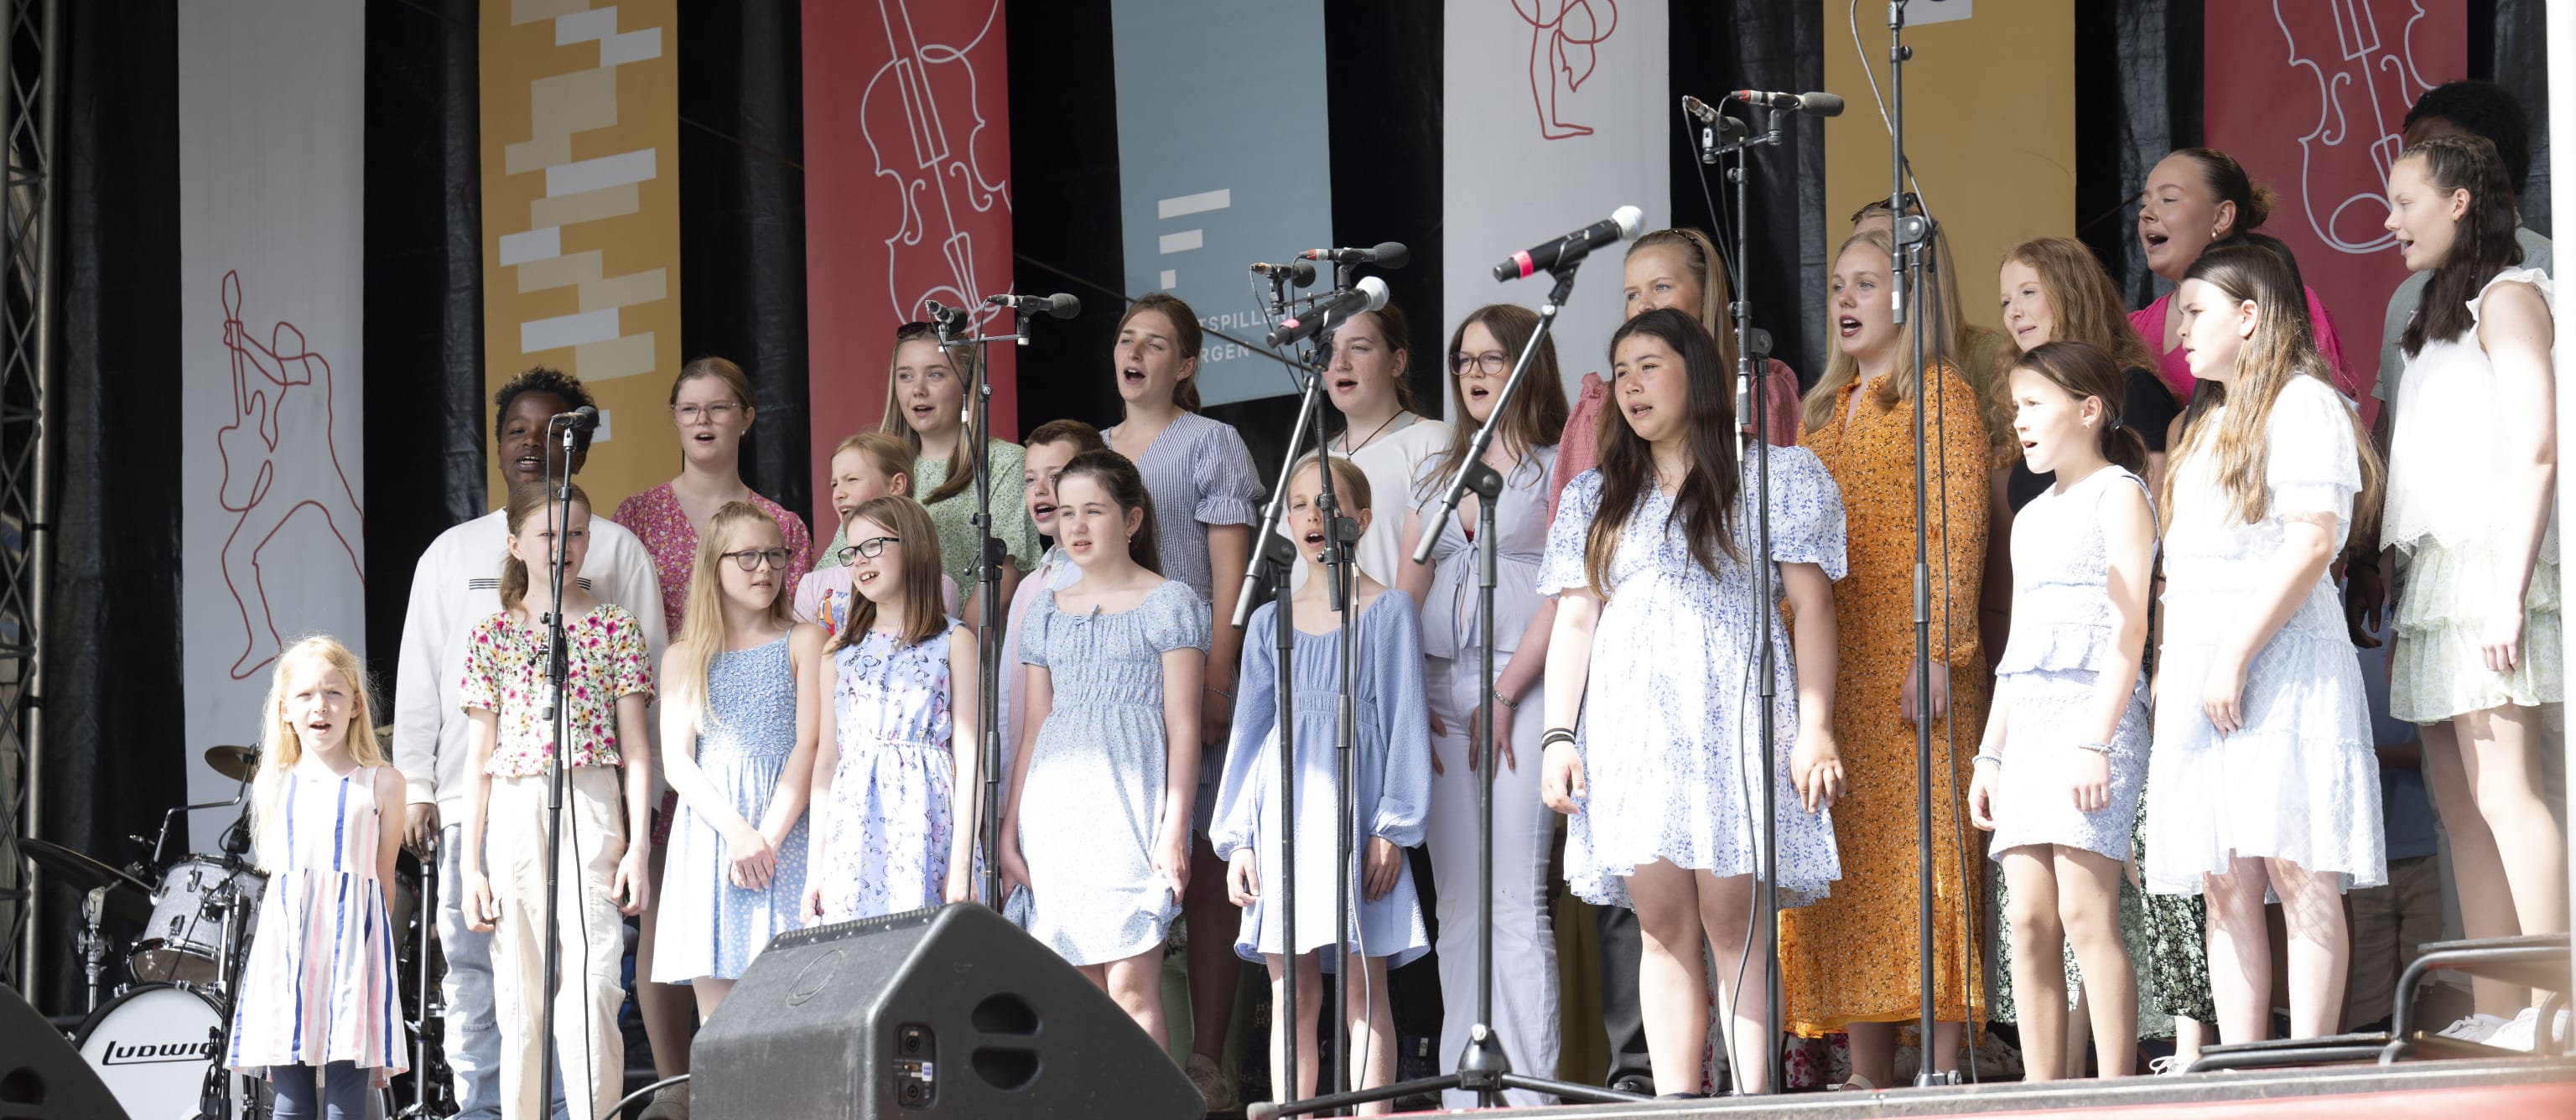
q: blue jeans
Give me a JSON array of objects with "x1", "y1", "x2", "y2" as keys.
[
  {"x1": 438, "y1": 822, "x2": 569, "y2": 1120},
  {"x1": 270, "y1": 1061, "x2": 369, "y2": 1120}
]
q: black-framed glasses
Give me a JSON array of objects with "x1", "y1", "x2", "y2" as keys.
[
  {"x1": 838, "y1": 536, "x2": 901, "y2": 564},
  {"x1": 1452, "y1": 350, "x2": 1509, "y2": 376},
  {"x1": 722, "y1": 547, "x2": 792, "y2": 571}
]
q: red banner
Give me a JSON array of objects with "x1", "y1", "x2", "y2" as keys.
[
  {"x1": 801, "y1": 0, "x2": 1015, "y2": 532},
  {"x1": 2205, "y1": 3, "x2": 2465, "y2": 427}
]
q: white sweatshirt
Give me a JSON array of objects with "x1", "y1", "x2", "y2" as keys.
[{"x1": 392, "y1": 508, "x2": 667, "y2": 820}]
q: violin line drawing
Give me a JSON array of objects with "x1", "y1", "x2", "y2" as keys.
[
  {"x1": 2273, "y1": 0, "x2": 2440, "y2": 255},
  {"x1": 860, "y1": 0, "x2": 1013, "y2": 332}
]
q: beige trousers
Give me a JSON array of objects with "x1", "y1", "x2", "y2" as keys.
[{"x1": 488, "y1": 767, "x2": 627, "y2": 1119}]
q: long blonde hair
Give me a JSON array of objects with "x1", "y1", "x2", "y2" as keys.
[
  {"x1": 2162, "y1": 243, "x2": 2385, "y2": 528},
  {"x1": 1803, "y1": 230, "x2": 1925, "y2": 433},
  {"x1": 876, "y1": 324, "x2": 984, "y2": 506},
  {"x1": 667, "y1": 503, "x2": 796, "y2": 738},
  {"x1": 251, "y1": 635, "x2": 387, "y2": 872}
]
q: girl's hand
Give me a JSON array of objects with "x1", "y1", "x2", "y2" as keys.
[
  {"x1": 1899, "y1": 660, "x2": 1951, "y2": 723},
  {"x1": 2202, "y1": 652, "x2": 2249, "y2": 736},
  {"x1": 1967, "y1": 764, "x2": 1997, "y2": 831},
  {"x1": 1472, "y1": 703, "x2": 1519, "y2": 772},
  {"x1": 1227, "y1": 849, "x2": 1260, "y2": 907},
  {"x1": 2480, "y1": 595, "x2": 2527, "y2": 674},
  {"x1": 1427, "y1": 706, "x2": 1447, "y2": 741},
  {"x1": 998, "y1": 837, "x2": 1032, "y2": 898},
  {"x1": 802, "y1": 880, "x2": 828, "y2": 926},
  {"x1": 2067, "y1": 747, "x2": 2111, "y2": 814},
  {"x1": 1201, "y1": 682, "x2": 1234, "y2": 765},
  {"x1": 1152, "y1": 827, "x2": 1191, "y2": 899},
  {"x1": 1789, "y1": 729, "x2": 1846, "y2": 814},
  {"x1": 613, "y1": 848, "x2": 651, "y2": 916},
  {"x1": 725, "y1": 826, "x2": 778, "y2": 891},
  {"x1": 464, "y1": 869, "x2": 497, "y2": 934},
  {"x1": 1428, "y1": 739, "x2": 1446, "y2": 776},
  {"x1": 943, "y1": 862, "x2": 974, "y2": 906},
  {"x1": 1362, "y1": 837, "x2": 1403, "y2": 902},
  {"x1": 1540, "y1": 740, "x2": 1586, "y2": 815}
]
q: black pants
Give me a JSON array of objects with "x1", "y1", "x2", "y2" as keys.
[{"x1": 1598, "y1": 904, "x2": 1733, "y2": 1091}]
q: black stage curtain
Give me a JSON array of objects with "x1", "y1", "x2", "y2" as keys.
[
  {"x1": 39, "y1": 0, "x2": 184, "y2": 1014},
  {"x1": 2081, "y1": 0, "x2": 2203, "y2": 309},
  {"x1": 1004, "y1": 0, "x2": 1126, "y2": 443},
  {"x1": 679, "y1": 0, "x2": 810, "y2": 514},
  {"x1": 2490, "y1": 0, "x2": 2552, "y2": 235},
  {"x1": 364, "y1": 0, "x2": 484, "y2": 691},
  {"x1": 1670, "y1": 0, "x2": 1829, "y2": 386}
]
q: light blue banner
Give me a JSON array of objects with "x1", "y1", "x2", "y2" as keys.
[{"x1": 1110, "y1": 0, "x2": 1333, "y2": 407}]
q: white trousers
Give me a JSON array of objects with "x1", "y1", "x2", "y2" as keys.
[
  {"x1": 487, "y1": 769, "x2": 627, "y2": 1120},
  {"x1": 1425, "y1": 655, "x2": 1561, "y2": 1107}
]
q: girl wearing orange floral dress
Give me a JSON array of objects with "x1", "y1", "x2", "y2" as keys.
[{"x1": 1784, "y1": 229, "x2": 1992, "y2": 1088}]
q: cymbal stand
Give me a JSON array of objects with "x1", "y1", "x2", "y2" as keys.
[
  {"x1": 397, "y1": 836, "x2": 444, "y2": 1118},
  {"x1": 77, "y1": 886, "x2": 105, "y2": 1012}
]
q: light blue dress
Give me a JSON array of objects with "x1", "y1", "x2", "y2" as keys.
[
  {"x1": 655, "y1": 636, "x2": 811, "y2": 980},
  {"x1": 813, "y1": 625, "x2": 960, "y2": 924},
  {"x1": 1537, "y1": 454, "x2": 1849, "y2": 909},
  {"x1": 1210, "y1": 592, "x2": 1433, "y2": 967},
  {"x1": 1017, "y1": 580, "x2": 1208, "y2": 965}
]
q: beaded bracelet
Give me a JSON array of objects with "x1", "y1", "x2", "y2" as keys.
[{"x1": 1972, "y1": 753, "x2": 2002, "y2": 770}]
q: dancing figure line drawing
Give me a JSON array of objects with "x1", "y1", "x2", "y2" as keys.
[
  {"x1": 213, "y1": 269, "x2": 366, "y2": 679},
  {"x1": 1516, "y1": 0, "x2": 1618, "y2": 141}
]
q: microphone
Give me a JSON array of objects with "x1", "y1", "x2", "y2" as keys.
[
  {"x1": 1252, "y1": 259, "x2": 1319, "y2": 288},
  {"x1": 1300, "y1": 242, "x2": 1410, "y2": 268},
  {"x1": 1732, "y1": 89, "x2": 1845, "y2": 117},
  {"x1": 552, "y1": 405, "x2": 600, "y2": 433},
  {"x1": 1265, "y1": 276, "x2": 1389, "y2": 349},
  {"x1": 923, "y1": 299, "x2": 973, "y2": 337},
  {"x1": 986, "y1": 292, "x2": 1082, "y2": 319},
  {"x1": 1491, "y1": 205, "x2": 1644, "y2": 282},
  {"x1": 1681, "y1": 94, "x2": 1722, "y2": 123}
]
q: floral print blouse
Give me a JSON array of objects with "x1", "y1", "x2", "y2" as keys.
[
  {"x1": 457, "y1": 605, "x2": 656, "y2": 775},
  {"x1": 611, "y1": 481, "x2": 814, "y2": 635}
]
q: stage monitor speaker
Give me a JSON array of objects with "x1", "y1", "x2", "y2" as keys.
[
  {"x1": 691, "y1": 903, "x2": 1200, "y2": 1119},
  {"x1": 0, "y1": 987, "x2": 127, "y2": 1120}
]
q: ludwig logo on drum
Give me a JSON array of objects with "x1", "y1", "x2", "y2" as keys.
[{"x1": 101, "y1": 1037, "x2": 220, "y2": 1065}]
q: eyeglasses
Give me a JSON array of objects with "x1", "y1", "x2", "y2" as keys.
[
  {"x1": 674, "y1": 402, "x2": 744, "y2": 424},
  {"x1": 1452, "y1": 350, "x2": 1509, "y2": 376},
  {"x1": 721, "y1": 547, "x2": 792, "y2": 571},
  {"x1": 838, "y1": 536, "x2": 901, "y2": 563}
]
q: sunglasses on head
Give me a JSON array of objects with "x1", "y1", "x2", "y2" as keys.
[{"x1": 1849, "y1": 191, "x2": 1924, "y2": 225}]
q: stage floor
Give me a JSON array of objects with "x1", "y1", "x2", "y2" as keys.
[{"x1": 1394, "y1": 1057, "x2": 2576, "y2": 1117}]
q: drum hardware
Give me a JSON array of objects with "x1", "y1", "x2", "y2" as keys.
[
  {"x1": 17, "y1": 834, "x2": 154, "y2": 921},
  {"x1": 394, "y1": 836, "x2": 444, "y2": 1120},
  {"x1": 203, "y1": 744, "x2": 262, "y2": 785}
]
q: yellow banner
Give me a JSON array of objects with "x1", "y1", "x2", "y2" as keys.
[
  {"x1": 480, "y1": 0, "x2": 679, "y2": 511},
  {"x1": 1823, "y1": 0, "x2": 2074, "y2": 334}
]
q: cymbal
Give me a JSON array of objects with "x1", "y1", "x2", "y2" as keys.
[
  {"x1": 204, "y1": 744, "x2": 260, "y2": 783},
  {"x1": 16, "y1": 837, "x2": 153, "y2": 922}
]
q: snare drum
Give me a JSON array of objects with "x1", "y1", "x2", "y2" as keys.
[{"x1": 132, "y1": 855, "x2": 266, "y2": 985}]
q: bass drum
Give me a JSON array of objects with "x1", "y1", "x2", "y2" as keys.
[{"x1": 76, "y1": 983, "x2": 390, "y2": 1120}]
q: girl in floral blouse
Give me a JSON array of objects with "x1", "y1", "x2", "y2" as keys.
[{"x1": 458, "y1": 480, "x2": 657, "y2": 1120}]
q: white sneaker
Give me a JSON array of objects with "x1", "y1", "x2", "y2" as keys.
[
  {"x1": 2484, "y1": 1008, "x2": 2543, "y2": 1051},
  {"x1": 2435, "y1": 1013, "x2": 2512, "y2": 1044}
]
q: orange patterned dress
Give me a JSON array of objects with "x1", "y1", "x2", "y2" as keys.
[{"x1": 1783, "y1": 367, "x2": 1991, "y2": 1035}]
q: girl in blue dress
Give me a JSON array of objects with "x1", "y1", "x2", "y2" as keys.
[
  {"x1": 653, "y1": 502, "x2": 824, "y2": 1015},
  {"x1": 1535, "y1": 308, "x2": 1849, "y2": 1096},
  {"x1": 802, "y1": 495, "x2": 979, "y2": 924},
  {"x1": 1213, "y1": 452, "x2": 1432, "y2": 1109},
  {"x1": 999, "y1": 449, "x2": 1207, "y2": 1047}
]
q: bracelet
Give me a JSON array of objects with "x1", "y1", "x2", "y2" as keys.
[
  {"x1": 1973, "y1": 752, "x2": 2002, "y2": 770},
  {"x1": 1494, "y1": 692, "x2": 1519, "y2": 712},
  {"x1": 1540, "y1": 727, "x2": 1577, "y2": 749},
  {"x1": 1205, "y1": 686, "x2": 1234, "y2": 700},
  {"x1": 2071, "y1": 741, "x2": 2111, "y2": 755}
]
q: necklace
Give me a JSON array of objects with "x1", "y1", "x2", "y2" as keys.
[{"x1": 1335, "y1": 410, "x2": 1407, "y2": 456}]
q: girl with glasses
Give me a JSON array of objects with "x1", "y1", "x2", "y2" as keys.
[
  {"x1": 652, "y1": 504, "x2": 826, "y2": 1017},
  {"x1": 610, "y1": 355, "x2": 814, "y2": 1091},
  {"x1": 794, "y1": 431, "x2": 959, "y2": 634},
  {"x1": 804, "y1": 495, "x2": 981, "y2": 924}
]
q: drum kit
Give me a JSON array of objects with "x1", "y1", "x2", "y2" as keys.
[{"x1": 16, "y1": 733, "x2": 446, "y2": 1119}]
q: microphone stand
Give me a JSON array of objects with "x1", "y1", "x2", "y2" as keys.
[
  {"x1": 1886, "y1": 1, "x2": 1971, "y2": 1086},
  {"x1": 1260, "y1": 264, "x2": 1642, "y2": 1117},
  {"x1": 534, "y1": 416, "x2": 580, "y2": 1117},
  {"x1": 941, "y1": 307, "x2": 1022, "y2": 910}
]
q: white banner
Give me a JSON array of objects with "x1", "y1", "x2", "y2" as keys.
[
  {"x1": 180, "y1": 1, "x2": 367, "y2": 847},
  {"x1": 1443, "y1": 0, "x2": 1670, "y2": 391}
]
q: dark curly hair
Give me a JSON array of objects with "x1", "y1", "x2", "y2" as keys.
[
  {"x1": 2407, "y1": 80, "x2": 2532, "y2": 192},
  {"x1": 491, "y1": 366, "x2": 596, "y2": 450}
]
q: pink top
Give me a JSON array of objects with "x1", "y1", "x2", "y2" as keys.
[
  {"x1": 2130, "y1": 286, "x2": 2371, "y2": 427},
  {"x1": 457, "y1": 605, "x2": 656, "y2": 775},
  {"x1": 1549, "y1": 357, "x2": 1803, "y2": 520},
  {"x1": 611, "y1": 482, "x2": 814, "y2": 635}
]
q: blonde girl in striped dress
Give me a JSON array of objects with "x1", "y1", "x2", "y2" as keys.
[{"x1": 227, "y1": 635, "x2": 408, "y2": 1119}]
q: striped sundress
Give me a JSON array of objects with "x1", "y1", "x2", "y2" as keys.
[{"x1": 226, "y1": 764, "x2": 407, "y2": 1086}]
